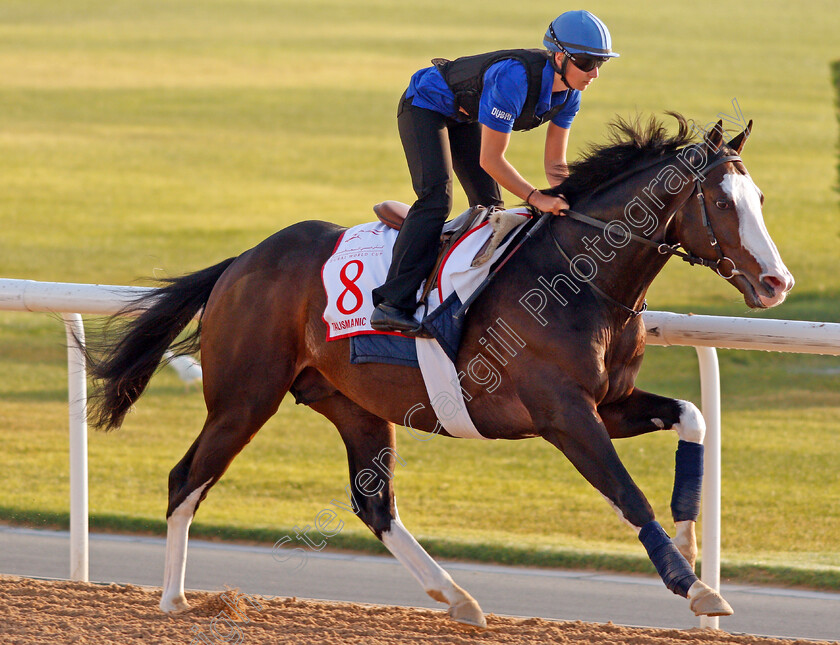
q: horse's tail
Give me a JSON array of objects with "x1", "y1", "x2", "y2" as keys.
[{"x1": 88, "y1": 257, "x2": 237, "y2": 432}]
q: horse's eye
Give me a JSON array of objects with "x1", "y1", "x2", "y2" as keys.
[{"x1": 715, "y1": 200, "x2": 730, "y2": 210}]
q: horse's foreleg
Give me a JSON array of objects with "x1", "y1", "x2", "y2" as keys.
[
  {"x1": 309, "y1": 394, "x2": 486, "y2": 628},
  {"x1": 542, "y1": 396, "x2": 731, "y2": 617},
  {"x1": 599, "y1": 388, "x2": 706, "y2": 569}
]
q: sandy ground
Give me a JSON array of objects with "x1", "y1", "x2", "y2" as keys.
[{"x1": 0, "y1": 575, "x2": 836, "y2": 645}]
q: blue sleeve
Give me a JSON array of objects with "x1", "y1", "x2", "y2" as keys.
[
  {"x1": 551, "y1": 90, "x2": 581, "y2": 129},
  {"x1": 406, "y1": 66, "x2": 457, "y2": 116},
  {"x1": 478, "y1": 60, "x2": 528, "y2": 133}
]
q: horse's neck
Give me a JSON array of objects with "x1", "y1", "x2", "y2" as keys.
[{"x1": 543, "y1": 182, "x2": 688, "y2": 314}]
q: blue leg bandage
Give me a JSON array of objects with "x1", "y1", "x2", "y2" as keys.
[
  {"x1": 671, "y1": 440, "x2": 704, "y2": 522},
  {"x1": 639, "y1": 520, "x2": 697, "y2": 597}
]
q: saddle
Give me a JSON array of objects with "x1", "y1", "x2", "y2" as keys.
[{"x1": 373, "y1": 201, "x2": 529, "y2": 303}]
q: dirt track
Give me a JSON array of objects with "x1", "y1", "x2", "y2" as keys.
[{"x1": 1, "y1": 575, "x2": 836, "y2": 645}]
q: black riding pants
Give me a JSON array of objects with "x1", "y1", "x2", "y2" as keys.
[{"x1": 372, "y1": 94, "x2": 503, "y2": 310}]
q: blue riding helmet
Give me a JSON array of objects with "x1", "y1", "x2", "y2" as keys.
[{"x1": 543, "y1": 10, "x2": 620, "y2": 58}]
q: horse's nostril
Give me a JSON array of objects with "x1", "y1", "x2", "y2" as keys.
[{"x1": 760, "y1": 275, "x2": 785, "y2": 296}]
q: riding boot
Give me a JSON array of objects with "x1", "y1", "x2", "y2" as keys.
[{"x1": 370, "y1": 302, "x2": 431, "y2": 338}]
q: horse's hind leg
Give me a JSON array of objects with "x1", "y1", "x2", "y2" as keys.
[
  {"x1": 160, "y1": 400, "x2": 284, "y2": 611},
  {"x1": 308, "y1": 393, "x2": 486, "y2": 628},
  {"x1": 599, "y1": 388, "x2": 706, "y2": 569},
  {"x1": 160, "y1": 360, "x2": 293, "y2": 613},
  {"x1": 160, "y1": 435, "x2": 206, "y2": 612}
]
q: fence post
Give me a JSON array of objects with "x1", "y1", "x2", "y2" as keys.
[
  {"x1": 695, "y1": 346, "x2": 721, "y2": 630},
  {"x1": 62, "y1": 313, "x2": 89, "y2": 582}
]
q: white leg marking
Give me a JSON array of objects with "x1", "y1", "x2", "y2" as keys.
[
  {"x1": 673, "y1": 400, "x2": 705, "y2": 444},
  {"x1": 380, "y1": 517, "x2": 459, "y2": 603},
  {"x1": 380, "y1": 502, "x2": 485, "y2": 627},
  {"x1": 599, "y1": 494, "x2": 641, "y2": 534},
  {"x1": 674, "y1": 519, "x2": 698, "y2": 569},
  {"x1": 672, "y1": 401, "x2": 702, "y2": 567},
  {"x1": 160, "y1": 480, "x2": 211, "y2": 613}
]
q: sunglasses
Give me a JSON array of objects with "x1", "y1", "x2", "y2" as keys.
[
  {"x1": 567, "y1": 53, "x2": 608, "y2": 73},
  {"x1": 548, "y1": 23, "x2": 609, "y2": 73}
]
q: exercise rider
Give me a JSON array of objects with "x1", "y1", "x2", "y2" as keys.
[{"x1": 371, "y1": 10, "x2": 619, "y2": 335}]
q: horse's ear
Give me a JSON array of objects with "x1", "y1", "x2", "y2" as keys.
[
  {"x1": 703, "y1": 120, "x2": 724, "y2": 152},
  {"x1": 726, "y1": 119, "x2": 753, "y2": 154}
]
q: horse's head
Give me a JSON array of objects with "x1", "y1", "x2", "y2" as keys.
[{"x1": 672, "y1": 122, "x2": 794, "y2": 308}]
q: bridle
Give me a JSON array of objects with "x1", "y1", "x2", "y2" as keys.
[
  {"x1": 662, "y1": 149, "x2": 744, "y2": 280},
  {"x1": 547, "y1": 146, "x2": 744, "y2": 318}
]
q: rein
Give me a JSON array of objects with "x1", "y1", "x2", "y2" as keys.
[
  {"x1": 548, "y1": 221, "x2": 648, "y2": 318},
  {"x1": 548, "y1": 149, "x2": 743, "y2": 318}
]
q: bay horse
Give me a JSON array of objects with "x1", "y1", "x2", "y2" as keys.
[{"x1": 87, "y1": 114, "x2": 793, "y2": 627}]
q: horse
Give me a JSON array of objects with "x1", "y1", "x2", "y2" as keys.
[{"x1": 87, "y1": 114, "x2": 793, "y2": 628}]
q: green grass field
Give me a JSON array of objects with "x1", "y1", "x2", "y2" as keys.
[{"x1": 1, "y1": 0, "x2": 839, "y2": 588}]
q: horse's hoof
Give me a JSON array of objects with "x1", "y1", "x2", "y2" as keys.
[
  {"x1": 448, "y1": 597, "x2": 486, "y2": 628},
  {"x1": 160, "y1": 594, "x2": 191, "y2": 613},
  {"x1": 440, "y1": 583, "x2": 486, "y2": 629},
  {"x1": 688, "y1": 581, "x2": 733, "y2": 617}
]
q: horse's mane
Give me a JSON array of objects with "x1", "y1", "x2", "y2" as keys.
[{"x1": 555, "y1": 112, "x2": 697, "y2": 204}]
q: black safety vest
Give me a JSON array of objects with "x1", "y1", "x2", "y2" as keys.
[{"x1": 432, "y1": 48, "x2": 563, "y2": 132}]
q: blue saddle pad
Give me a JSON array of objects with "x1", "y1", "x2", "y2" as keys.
[{"x1": 349, "y1": 293, "x2": 464, "y2": 368}]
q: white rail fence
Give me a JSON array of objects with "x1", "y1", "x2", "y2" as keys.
[{"x1": 2, "y1": 278, "x2": 840, "y2": 629}]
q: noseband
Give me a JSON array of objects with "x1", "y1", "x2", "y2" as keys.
[{"x1": 548, "y1": 148, "x2": 743, "y2": 318}]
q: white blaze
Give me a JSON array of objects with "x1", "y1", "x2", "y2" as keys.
[
  {"x1": 720, "y1": 173, "x2": 787, "y2": 280},
  {"x1": 720, "y1": 173, "x2": 792, "y2": 306}
]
